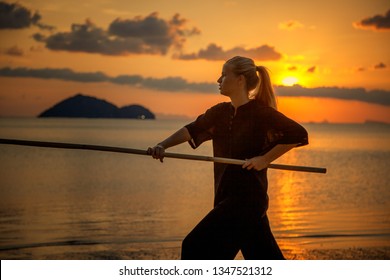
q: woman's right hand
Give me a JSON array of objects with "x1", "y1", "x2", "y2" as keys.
[{"x1": 147, "y1": 144, "x2": 165, "y2": 162}]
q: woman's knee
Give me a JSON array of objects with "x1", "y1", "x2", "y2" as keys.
[
  {"x1": 181, "y1": 234, "x2": 193, "y2": 252},
  {"x1": 181, "y1": 233, "x2": 203, "y2": 259}
]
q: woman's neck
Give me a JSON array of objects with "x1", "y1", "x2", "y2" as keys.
[{"x1": 230, "y1": 91, "x2": 250, "y2": 109}]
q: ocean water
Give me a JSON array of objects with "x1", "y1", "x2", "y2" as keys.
[{"x1": 0, "y1": 118, "x2": 389, "y2": 259}]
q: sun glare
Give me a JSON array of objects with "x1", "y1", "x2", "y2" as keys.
[{"x1": 282, "y1": 77, "x2": 299, "y2": 86}]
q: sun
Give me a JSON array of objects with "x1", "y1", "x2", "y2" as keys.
[{"x1": 281, "y1": 77, "x2": 299, "y2": 86}]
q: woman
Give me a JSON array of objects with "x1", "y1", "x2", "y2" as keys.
[{"x1": 148, "y1": 56, "x2": 308, "y2": 260}]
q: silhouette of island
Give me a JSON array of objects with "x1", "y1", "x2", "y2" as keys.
[{"x1": 38, "y1": 94, "x2": 155, "y2": 119}]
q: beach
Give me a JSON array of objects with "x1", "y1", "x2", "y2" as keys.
[
  {"x1": 0, "y1": 118, "x2": 389, "y2": 260},
  {"x1": 2, "y1": 241, "x2": 390, "y2": 260}
]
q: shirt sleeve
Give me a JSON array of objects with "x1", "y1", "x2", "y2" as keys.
[
  {"x1": 267, "y1": 109, "x2": 309, "y2": 147},
  {"x1": 184, "y1": 103, "x2": 222, "y2": 149}
]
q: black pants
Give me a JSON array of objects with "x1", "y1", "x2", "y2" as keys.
[{"x1": 181, "y1": 197, "x2": 285, "y2": 260}]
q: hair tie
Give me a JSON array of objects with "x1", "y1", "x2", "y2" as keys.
[{"x1": 257, "y1": 65, "x2": 266, "y2": 72}]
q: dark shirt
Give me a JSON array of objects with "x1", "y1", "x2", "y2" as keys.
[{"x1": 185, "y1": 100, "x2": 308, "y2": 209}]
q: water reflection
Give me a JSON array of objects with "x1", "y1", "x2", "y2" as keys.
[{"x1": 268, "y1": 146, "x2": 390, "y2": 255}]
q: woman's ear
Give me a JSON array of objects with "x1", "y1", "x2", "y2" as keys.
[{"x1": 237, "y1": 74, "x2": 246, "y2": 87}]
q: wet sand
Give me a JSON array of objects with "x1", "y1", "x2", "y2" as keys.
[
  {"x1": 1, "y1": 241, "x2": 389, "y2": 260},
  {"x1": 285, "y1": 246, "x2": 390, "y2": 260}
]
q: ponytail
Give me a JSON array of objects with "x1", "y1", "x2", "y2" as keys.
[
  {"x1": 255, "y1": 66, "x2": 277, "y2": 109},
  {"x1": 226, "y1": 56, "x2": 277, "y2": 109}
]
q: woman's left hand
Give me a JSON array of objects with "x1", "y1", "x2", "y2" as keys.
[{"x1": 242, "y1": 156, "x2": 269, "y2": 171}]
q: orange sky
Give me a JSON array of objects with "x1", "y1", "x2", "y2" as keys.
[{"x1": 0, "y1": 0, "x2": 389, "y2": 123}]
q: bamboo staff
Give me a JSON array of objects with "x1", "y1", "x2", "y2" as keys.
[{"x1": 0, "y1": 138, "x2": 326, "y2": 173}]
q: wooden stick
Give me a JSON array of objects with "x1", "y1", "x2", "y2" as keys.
[{"x1": 0, "y1": 138, "x2": 327, "y2": 173}]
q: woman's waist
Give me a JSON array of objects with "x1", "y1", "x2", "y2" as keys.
[{"x1": 220, "y1": 165, "x2": 266, "y2": 186}]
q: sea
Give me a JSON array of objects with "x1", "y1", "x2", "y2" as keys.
[{"x1": 0, "y1": 118, "x2": 389, "y2": 259}]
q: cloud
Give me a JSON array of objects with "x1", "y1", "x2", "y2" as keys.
[
  {"x1": 33, "y1": 13, "x2": 199, "y2": 56},
  {"x1": 175, "y1": 43, "x2": 282, "y2": 61},
  {"x1": 0, "y1": 67, "x2": 108, "y2": 82},
  {"x1": 279, "y1": 20, "x2": 304, "y2": 30},
  {"x1": 3, "y1": 45, "x2": 23, "y2": 56},
  {"x1": 356, "y1": 63, "x2": 387, "y2": 72},
  {"x1": 374, "y1": 62, "x2": 386, "y2": 69},
  {"x1": 0, "y1": 1, "x2": 40, "y2": 29},
  {"x1": 0, "y1": 67, "x2": 217, "y2": 92},
  {"x1": 0, "y1": 1, "x2": 53, "y2": 30},
  {"x1": 275, "y1": 85, "x2": 390, "y2": 106},
  {"x1": 354, "y1": 9, "x2": 390, "y2": 31},
  {"x1": 307, "y1": 66, "x2": 316, "y2": 73},
  {"x1": 1, "y1": 67, "x2": 389, "y2": 106},
  {"x1": 33, "y1": 19, "x2": 141, "y2": 56}
]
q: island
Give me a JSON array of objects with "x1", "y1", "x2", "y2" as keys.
[{"x1": 38, "y1": 94, "x2": 155, "y2": 119}]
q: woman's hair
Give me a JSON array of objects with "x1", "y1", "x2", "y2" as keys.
[{"x1": 225, "y1": 56, "x2": 277, "y2": 109}]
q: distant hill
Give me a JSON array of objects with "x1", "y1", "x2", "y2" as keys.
[{"x1": 38, "y1": 94, "x2": 155, "y2": 119}]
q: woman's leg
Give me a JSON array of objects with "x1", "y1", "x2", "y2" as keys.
[
  {"x1": 181, "y1": 199, "x2": 241, "y2": 260},
  {"x1": 240, "y1": 215, "x2": 285, "y2": 260}
]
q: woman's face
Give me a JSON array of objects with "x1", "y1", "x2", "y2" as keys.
[{"x1": 217, "y1": 63, "x2": 240, "y2": 97}]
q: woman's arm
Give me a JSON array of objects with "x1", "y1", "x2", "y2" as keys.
[
  {"x1": 148, "y1": 127, "x2": 192, "y2": 162},
  {"x1": 242, "y1": 143, "x2": 298, "y2": 171}
]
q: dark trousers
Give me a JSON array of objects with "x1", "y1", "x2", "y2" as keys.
[{"x1": 181, "y1": 198, "x2": 285, "y2": 260}]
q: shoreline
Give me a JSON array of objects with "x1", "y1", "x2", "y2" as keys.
[{"x1": 1, "y1": 241, "x2": 389, "y2": 260}]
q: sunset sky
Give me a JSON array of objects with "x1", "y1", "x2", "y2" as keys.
[{"x1": 0, "y1": 0, "x2": 389, "y2": 123}]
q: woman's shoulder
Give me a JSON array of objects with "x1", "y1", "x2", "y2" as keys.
[
  {"x1": 214, "y1": 101, "x2": 231, "y2": 109},
  {"x1": 207, "y1": 102, "x2": 231, "y2": 112},
  {"x1": 251, "y1": 101, "x2": 278, "y2": 115},
  {"x1": 251, "y1": 102, "x2": 294, "y2": 122}
]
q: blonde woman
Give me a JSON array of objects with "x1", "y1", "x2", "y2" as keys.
[{"x1": 148, "y1": 56, "x2": 308, "y2": 260}]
